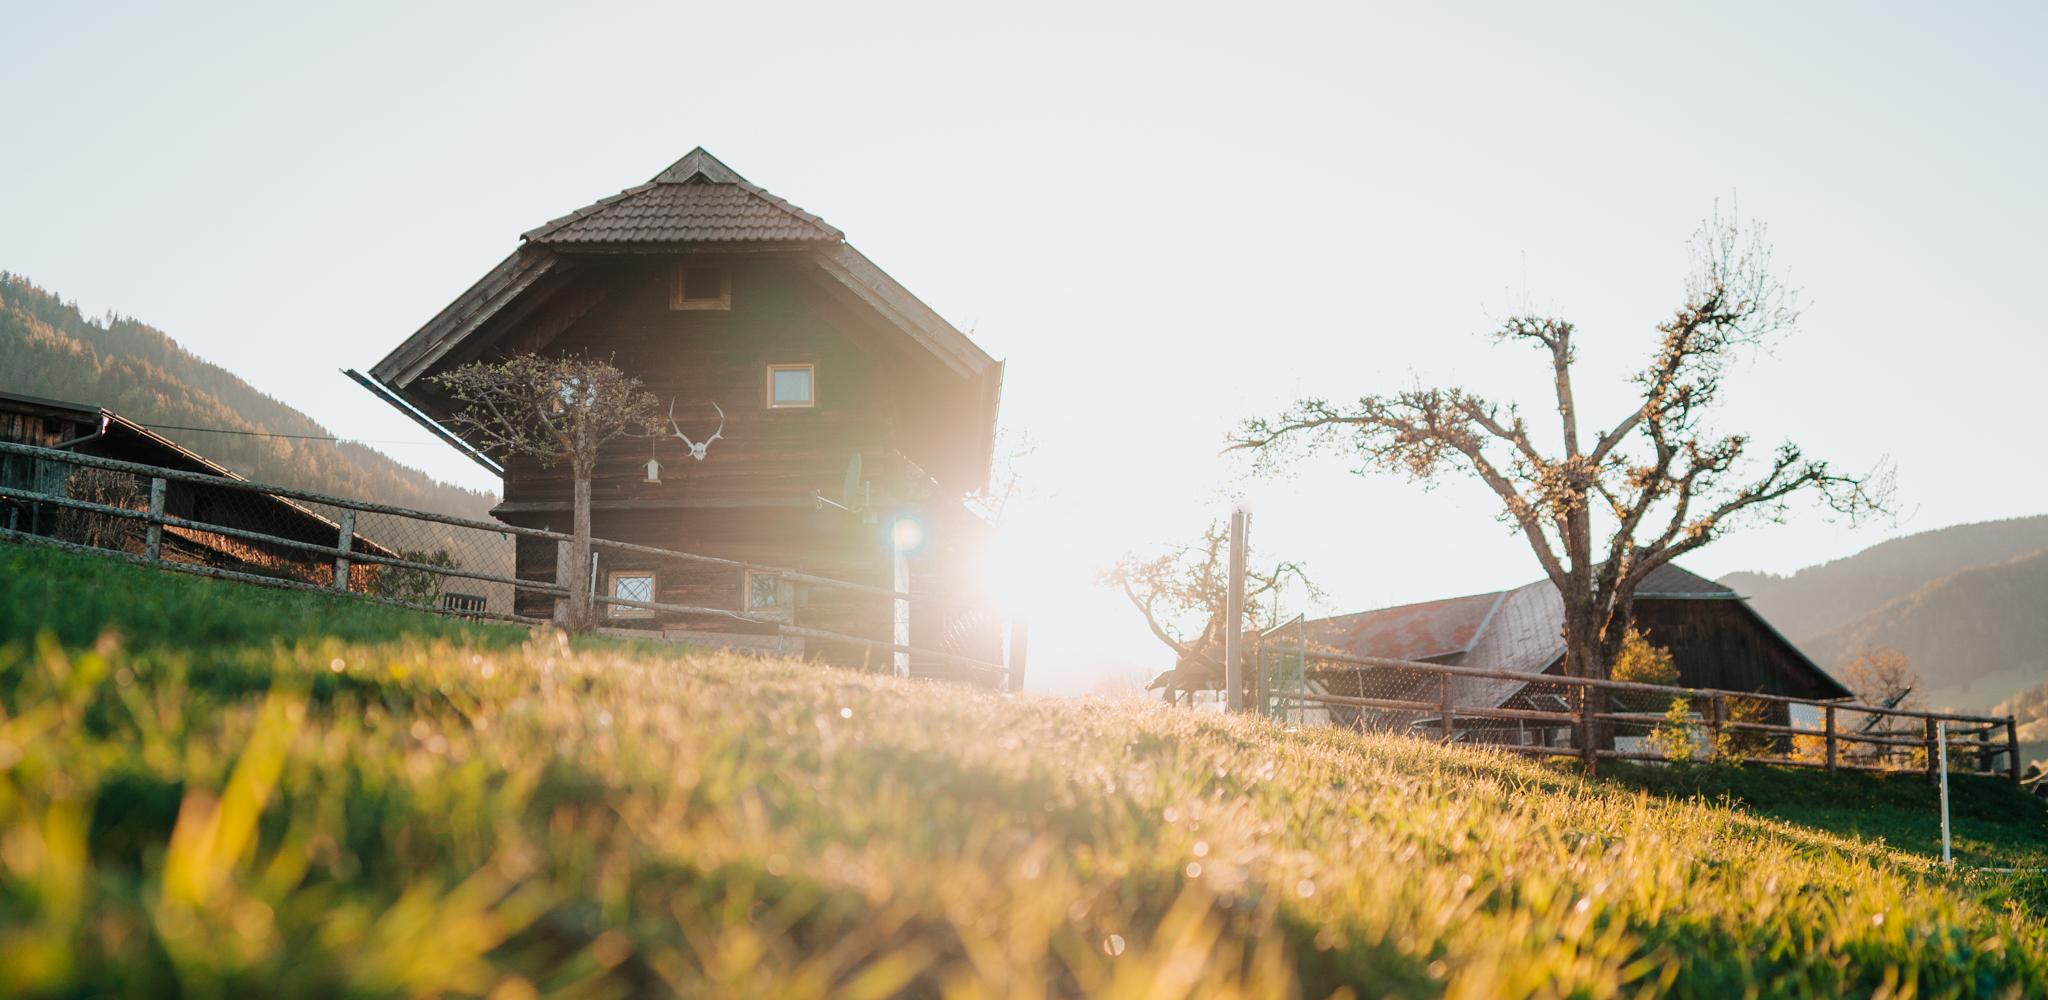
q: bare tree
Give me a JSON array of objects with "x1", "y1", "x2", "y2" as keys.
[
  {"x1": 433, "y1": 355, "x2": 660, "y2": 630},
  {"x1": 1838, "y1": 646, "x2": 1923, "y2": 711},
  {"x1": 964, "y1": 429, "x2": 1038, "y2": 525},
  {"x1": 1231, "y1": 212, "x2": 1889, "y2": 694},
  {"x1": 1101, "y1": 521, "x2": 1320, "y2": 690}
]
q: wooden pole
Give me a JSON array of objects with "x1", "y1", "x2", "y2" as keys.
[
  {"x1": 144, "y1": 477, "x2": 165, "y2": 564},
  {"x1": 331, "y1": 509, "x2": 354, "y2": 593},
  {"x1": 1576, "y1": 685, "x2": 1596, "y2": 775},
  {"x1": 1223, "y1": 508, "x2": 1247, "y2": 713},
  {"x1": 1824, "y1": 703, "x2": 1837, "y2": 773},
  {"x1": 1438, "y1": 673, "x2": 1454, "y2": 744},
  {"x1": 1706, "y1": 695, "x2": 1724, "y2": 759},
  {"x1": 2009, "y1": 716, "x2": 2023, "y2": 784},
  {"x1": 1005, "y1": 619, "x2": 1029, "y2": 693},
  {"x1": 1923, "y1": 717, "x2": 1939, "y2": 785}
]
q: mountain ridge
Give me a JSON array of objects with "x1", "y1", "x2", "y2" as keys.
[{"x1": 1722, "y1": 518, "x2": 2048, "y2": 712}]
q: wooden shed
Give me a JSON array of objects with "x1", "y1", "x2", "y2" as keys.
[{"x1": 0, "y1": 390, "x2": 395, "y2": 585}]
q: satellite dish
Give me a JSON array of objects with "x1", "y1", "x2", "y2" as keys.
[
  {"x1": 842, "y1": 454, "x2": 863, "y2": 509},
  {"x1": 814, "y1": 453, "x2": 871, "y2": 515}
]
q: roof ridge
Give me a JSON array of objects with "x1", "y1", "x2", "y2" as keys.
[
  {"x1": 652, "y1": 146, "x2": 743, "y2": 184},
  {"x1": 1306, "y1": 588, "x2": 1508, "y2": 624},
  {"x1": 521, "y1": 147, "x2": 842, "y2": 245},
  {"x1": 1460, "y1": 589, "x2": 1511, "y2": 654}
]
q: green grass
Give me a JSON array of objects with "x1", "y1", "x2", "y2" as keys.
[{"x1": 2, "y1": 542, "x2": 2046, "y2": 998}]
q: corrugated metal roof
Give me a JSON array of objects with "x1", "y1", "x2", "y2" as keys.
[
  {"x1": 523, "y1": 148, "x2": 842, "y2": 246},
  {"x1": 1443, "y1": 580, "x2": 1567, "y2": 709}
]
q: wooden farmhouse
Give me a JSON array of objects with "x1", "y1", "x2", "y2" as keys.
[
  {"x1": 1294, "y1": 565, "x2": 1852, "y2": 743},
  {"x1": 358, "y1": 148, "x2": 1004, "y2": 669},
  {"x1": 0, "y1": 390, "x2": 395, "y2": 585}
]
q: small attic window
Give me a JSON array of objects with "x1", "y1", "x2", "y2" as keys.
[
  {"x1": 766, "y1": 364, "x2": 815, "y2": 409},
  {"x1": 671, "y1": 264, "x2": 731, "y2": 311}
]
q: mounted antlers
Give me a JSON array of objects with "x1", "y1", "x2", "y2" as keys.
[{"x1": 668, "y1": 399, "x2": 725, "y2": 460}]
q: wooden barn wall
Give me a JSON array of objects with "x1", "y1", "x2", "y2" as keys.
[{"x1": 1632, "y1": 600, "x2": 1839, "y2": 700}]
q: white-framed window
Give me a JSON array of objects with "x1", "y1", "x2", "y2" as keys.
[
  {"x1": 670, "y1": 264, "x2": 731, "y2": 311},
  {"x1": 745, "y1": 570, "x2": 784, "y2": 613},
  {"x1": 607, "y1": 570, "x2": 656, "y2": 618},
  {"x1": 765, "y1": 363, "x2": 815, "y2": 409}
]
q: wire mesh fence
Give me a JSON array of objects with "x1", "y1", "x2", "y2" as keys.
[{"x1": 0, "y1": 440, "x2": 1019, "y2": 688}]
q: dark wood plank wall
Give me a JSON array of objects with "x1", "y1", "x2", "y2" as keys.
[
  {"x1": 494, "y1": 255, "x2": 953, "y2": 511},
  {"x1": 1634, "y1": 600, "x2": 1841, "y2": 701},
  {"x1": 489, "y1": 255, "x2": 996, "y2": 663}
]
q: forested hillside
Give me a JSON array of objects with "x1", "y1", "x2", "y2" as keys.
[
  {"x1": 0, "y1": 272, "x2": 492, "y2": 518},
  {"x1": 1800, "y1": 547, "x2": 2048, "y2": 710},
  {"x1": 1997, "y1": 680, "x2": 2048, "y2": 770},
  {"x1": 1721, "y1": 515, "x2": 2048, "y2": 639},
  {"x1": 1719, "y1": 517, "x2": 2048, "y2": 712}
]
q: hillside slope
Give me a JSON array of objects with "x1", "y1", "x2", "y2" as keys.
[
  {"x1": 0, "y1": 272, "x2": 491, "y2": 519},
  {"x1": 3, "y1": 541, "x2": 2045, "y2": 998},
  {"x1": 1721, "y1": 515, "x2": 2048, "y2": 641},
  {"x1": 1801, "y1": 547, "x2": 2048, "y2": 710}
]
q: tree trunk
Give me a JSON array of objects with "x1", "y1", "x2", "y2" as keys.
[
  {"x1": 567, "y1": 466, "x2": 594, "y2": 631},
  {"x1": 1560, "y1": 601, "x2": 1617, "y2": 756}
]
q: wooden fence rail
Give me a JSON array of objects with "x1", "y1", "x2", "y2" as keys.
[
  {"x1": 0, "y1": 440, "x2": 1020, "y2": 688},
  {"x1": 1257, "y1": 639, "x2": 2021, "y2": 783}
]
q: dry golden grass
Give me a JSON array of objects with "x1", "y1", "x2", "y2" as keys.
[{"x1": 1, "y1": 544, "x2": 2044, "y2": 997}]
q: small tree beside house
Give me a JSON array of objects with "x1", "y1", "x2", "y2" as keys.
[
  {"x1": 1102, "y1": 520, "x2": 1320, "y2": 699},
  {"x1": 433, "y1": 355, "x2": 660, "y2": 631},
  {"x1": 1231, "y1": 211, "x2": 1890, "y2": 744}
]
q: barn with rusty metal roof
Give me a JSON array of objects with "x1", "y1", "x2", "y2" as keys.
[{"x1": 1293, "y1": 564, "x2": 1851, "y2": 726}]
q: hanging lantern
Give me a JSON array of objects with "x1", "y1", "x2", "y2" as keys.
[{"x1": 643, "y1": 434, "x2": 664, "y2": 484}]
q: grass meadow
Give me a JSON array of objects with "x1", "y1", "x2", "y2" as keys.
[{"x1": 1, "y1": 543, "x2": 2045, "y2": 998}]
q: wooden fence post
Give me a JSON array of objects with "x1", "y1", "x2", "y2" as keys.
[
  {"x1": 144, "y1": 477, "x2": 165, "y2": 563},
  {"x1": 1706, "y1": 695, "x2": 1723, "y2": 758},
  {"x1": 332, "y1": 509, "x2": 354, "y2": 593},
  {"x1": 1438, "y1": 673, "x2": 1454, "y2": 744},
  {"x1": 1923, "y1": 717, "x2": 1939, "y2": 785},
  {"x1": 2009, "y1": 716, "x2": 2023, "y2": 784},
  {"x1": 1824, "y1": 703, "x2": 1837, "y2": 773},
  {"x1": 1576, "y1": 684, "x2": 1596, "y2": 776}
]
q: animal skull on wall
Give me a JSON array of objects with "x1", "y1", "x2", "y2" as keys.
[{"x1": 668, "y1": 400, "x2": 725, "y2": 461}]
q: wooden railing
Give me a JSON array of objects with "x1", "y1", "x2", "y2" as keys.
[
  {"x1": 1256, "y1": 643, "x2": 2022, "y2": 783},
  {"x1": 0, "y1": 439, "x2": 1023, "y2": 690}
]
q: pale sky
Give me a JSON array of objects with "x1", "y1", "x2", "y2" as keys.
[{"x1": 5, "y1": 2, "x2": 2045, "y2": 693}]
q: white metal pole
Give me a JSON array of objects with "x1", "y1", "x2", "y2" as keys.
[
  {"x1": 892, "y1": 546, "x2": 911, "y2": 677},
  {"x1": 1937, "y1": 720, "x2": 1951, "y2": 865}
]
